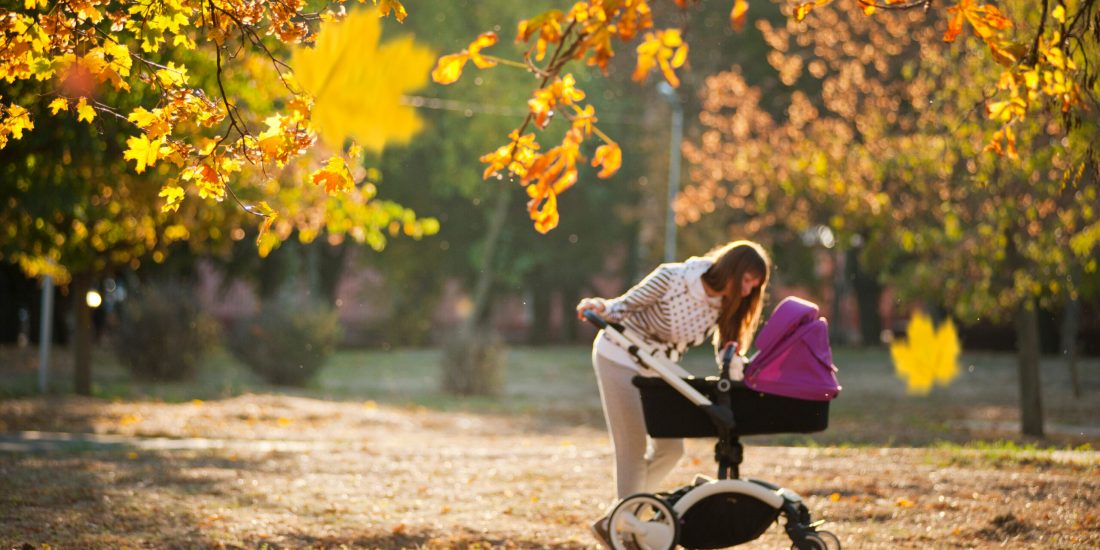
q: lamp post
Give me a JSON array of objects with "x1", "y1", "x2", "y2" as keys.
[
  {"x1": 657, "y1": 81, "x2": 683, "y2": 264},
  {"x1": 38, "y1": 275, "x2": 53, "y2": 393}
]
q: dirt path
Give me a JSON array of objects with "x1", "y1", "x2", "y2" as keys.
[{"x1": 1, "y1": 395, "x2": 1098, "y2": 549}]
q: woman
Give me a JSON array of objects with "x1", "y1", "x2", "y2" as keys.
[{"x1": 576, "y1": 240, "x2": 771, "y2": 546}]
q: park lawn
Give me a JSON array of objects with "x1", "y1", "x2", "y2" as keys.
[{"x1": 0, "y1": 344, "x2": 1098, "y2": 548}]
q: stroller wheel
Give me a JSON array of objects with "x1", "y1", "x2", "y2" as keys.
[
  {"x1": 790, "y1": 531, "x2": 840, "y2": 550},
  {"x1": 816, "y1": 530, "x2": 841, "y2": 549},
  {"x1": 608, "y1": 493, "x2": 679, "y2": 550}
]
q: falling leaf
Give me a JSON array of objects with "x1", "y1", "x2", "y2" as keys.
[
  {"x1": 290, "y1": 7, "x2": 434, "y2": 152},
  {"x1": 890, "y1": 311, "x2": 961, "y2": 395}
]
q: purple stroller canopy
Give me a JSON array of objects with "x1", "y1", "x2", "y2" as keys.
[{"x1": 745, "y1": 297, "x2": 841, "y2": 401}]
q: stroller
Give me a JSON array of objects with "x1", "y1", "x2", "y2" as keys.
[{"x1": 583, "y1": 297, "x2": 842, "y2": 550}]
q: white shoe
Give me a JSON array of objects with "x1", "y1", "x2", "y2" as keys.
[{"x1": 590, "y1": 516, "x2": 611, "y2": 548}]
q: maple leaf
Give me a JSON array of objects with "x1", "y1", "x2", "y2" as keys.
[
  {"x1": 159, "y1": 184, "x2": 185, "y2": 213},
  {"x1": 124, "y1": 134, "x2": 166, "y2": 173},
  {"x1": 311, "y1": 156, "x2": 354, "y2": 192},
  {"x1": 5, "y1": 104, "x2": 33, "y2": 140},
  {"x1": 48, "y1": 98, "x2": 68, "y2": 114},
  {"x1": 890, "y1": 311, "x2": 961, "y2": 395},
  {"x1": 75, "y1": 97, "x2": 96, "y2": 123},
  {"x1": 291, "y1": 7, "x2": 434, "y2": 152},
  {"x1": 253, "y1": 201, "x2": 280, "y2": 258}
]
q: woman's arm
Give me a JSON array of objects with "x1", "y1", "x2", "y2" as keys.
[{"x1": 578, "y1": 264, "x2": 676, "y2": 322}]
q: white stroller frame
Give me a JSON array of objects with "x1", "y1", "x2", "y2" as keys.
[{"x1": 584, "y1": 311, "x2": 840, "y2": 550}]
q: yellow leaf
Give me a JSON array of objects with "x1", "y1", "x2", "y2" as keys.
[
  {"x1": 890, "y1": 311, "x2": 961, "y2": 395},
  {"x1": 155, "y1": 61, "x2": 188, "y2": 87},
  {"x1": 159, "y1": 184, "x2": 185, "y2": 213},
  {"x1": 5, "y1": 104, "x2": 33, "y2": 139},
  {"x1": 124, "y1": 134, "x2": 164, "y2": 173},
  {"x1": 255, "y1": 201, "x2": 280, "y2": 257},
  {"x1": 76, "y1": 97, "x2": 95, "y2": 123},
  {"x1": 374, "y1": 0, "x2": 407, "y2": 22},
  {"x1": 290, "y1": 8, "x2": 434, "y2": 152},
  {"x1": 311, "y1": 156, "x2": 354, "y2": 192},
  {"x1": 730, "y1": 0, "x2": 749, "y2": 31},
  {"x1": 1052, "y1": 4, "x2": 1066, "y2": 23},
  {"x1": 432, "y1": 53, "x2": 469, "y2": 85},
  {"x1": 48, "y1": 97, "x2": 68, "y2": 114},
  {"x1": 794, "y1": 2, "x2": 816, "y2": 22}
]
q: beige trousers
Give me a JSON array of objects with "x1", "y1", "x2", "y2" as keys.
[{"x1": 592, "y1": 348, "x2": 684, "y2": 500}]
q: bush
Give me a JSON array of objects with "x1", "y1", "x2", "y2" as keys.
[
  {"x1": 228, "y1": 297, "x2": 343, "y2": 386},
  {"x1": 441, "y1": 327, "x2": 505, "y2": 396},
  {"x1": 113, "y1": 282, "x2": 218, "y2": 382}
]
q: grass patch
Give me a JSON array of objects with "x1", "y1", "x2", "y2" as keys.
[
  {"x1": 927, "y1": 440, "x2": 1098, "y2": 469},
  {"x1": 2, "y1": 343, "x2": 1098, "y2": 446}
]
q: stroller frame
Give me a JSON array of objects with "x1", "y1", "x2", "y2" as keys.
[{"x1": 585, "y1": 311, "x2": 839, "y2": 550}]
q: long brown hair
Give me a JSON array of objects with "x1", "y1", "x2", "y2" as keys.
[{"x1": 701, "y1": 240, "x2": 771, "y2": 353}]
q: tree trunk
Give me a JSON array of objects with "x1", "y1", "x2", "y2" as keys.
[
  {"x1": 1015, "y1": 299, "x2": 1044, "y2": 437},
  {"x1": 1061, "y1": 275, "x2": 1082, "y2": 399},
  {"x1": 72, "y1": 273, "x2": 93, "y2": 396},
  {"x1": 849, "y1": 246, "x2": 883, "y2": 347},
  {"x1": 442, "y1": 188, "x2": 511, "y2": 396}
]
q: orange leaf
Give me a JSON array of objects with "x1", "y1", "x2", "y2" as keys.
[
  {"x1": 943, "y1": 1, "x2": 966, "y2": 42},
  {"x1": 468, "y1": 32, "x2": 499, "y2": 69},
  {"x1": 592, "y1": 142, "x2": 622, "y2": 179},
  {"x1": 529, "y1": 187, "x2": 560, "y2": 234},
  {"x1": 730, "y1": 0, "x2": 749, "y2": 31},
  {"x1": 431, "y1": 53, "x2": 469, "y2": 85},
  {"x1": 311, "y1": 157, "x2": 354, "y2": 193}
]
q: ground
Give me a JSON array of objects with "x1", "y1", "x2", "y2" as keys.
[{"x1": 1, "y1": 346, "x2": 1098, "y2": 548}]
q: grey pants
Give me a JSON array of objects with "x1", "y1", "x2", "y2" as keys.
[{"x1": 593, "y1": 348, "x2": 684, "y2": 500}]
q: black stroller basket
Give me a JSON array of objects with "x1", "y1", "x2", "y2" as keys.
[{"x1": 633, "y1": 376, "x2": 830, "y2": 439}]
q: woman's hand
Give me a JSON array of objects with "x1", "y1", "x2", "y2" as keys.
[{"x1": 576, "y1": 298, "x2": 607, "y2": 320}]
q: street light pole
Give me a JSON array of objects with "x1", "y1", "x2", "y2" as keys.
[
  {"x1": 657, "y1": 81, "x2": 683, "y2": 263},
  {"x1": 38, "y1": 275, "x2": 53, "y2": 394}
]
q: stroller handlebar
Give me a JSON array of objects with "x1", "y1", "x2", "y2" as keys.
[{"x1": 582, "y1": 309, "x2": 609, "y2": 329}]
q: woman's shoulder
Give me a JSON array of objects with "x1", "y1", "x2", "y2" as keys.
[{"x1": 646, "y1": 257, "x2": 713, "y2": 287}]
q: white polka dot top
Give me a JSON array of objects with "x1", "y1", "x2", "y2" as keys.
[{"x1": 584, "y1": 257, "x2": 722, "y2": 369}]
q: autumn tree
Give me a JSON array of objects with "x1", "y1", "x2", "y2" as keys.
[
  {"x1": 678, "y1": 1, "x2": 1099, "y2": 436},
  {"x1": 429, "y1": 0, "x2": 1098, "y2": 237},
  {"x1": 0, "y1": 1, "x2": 437, "y2": 394}
]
